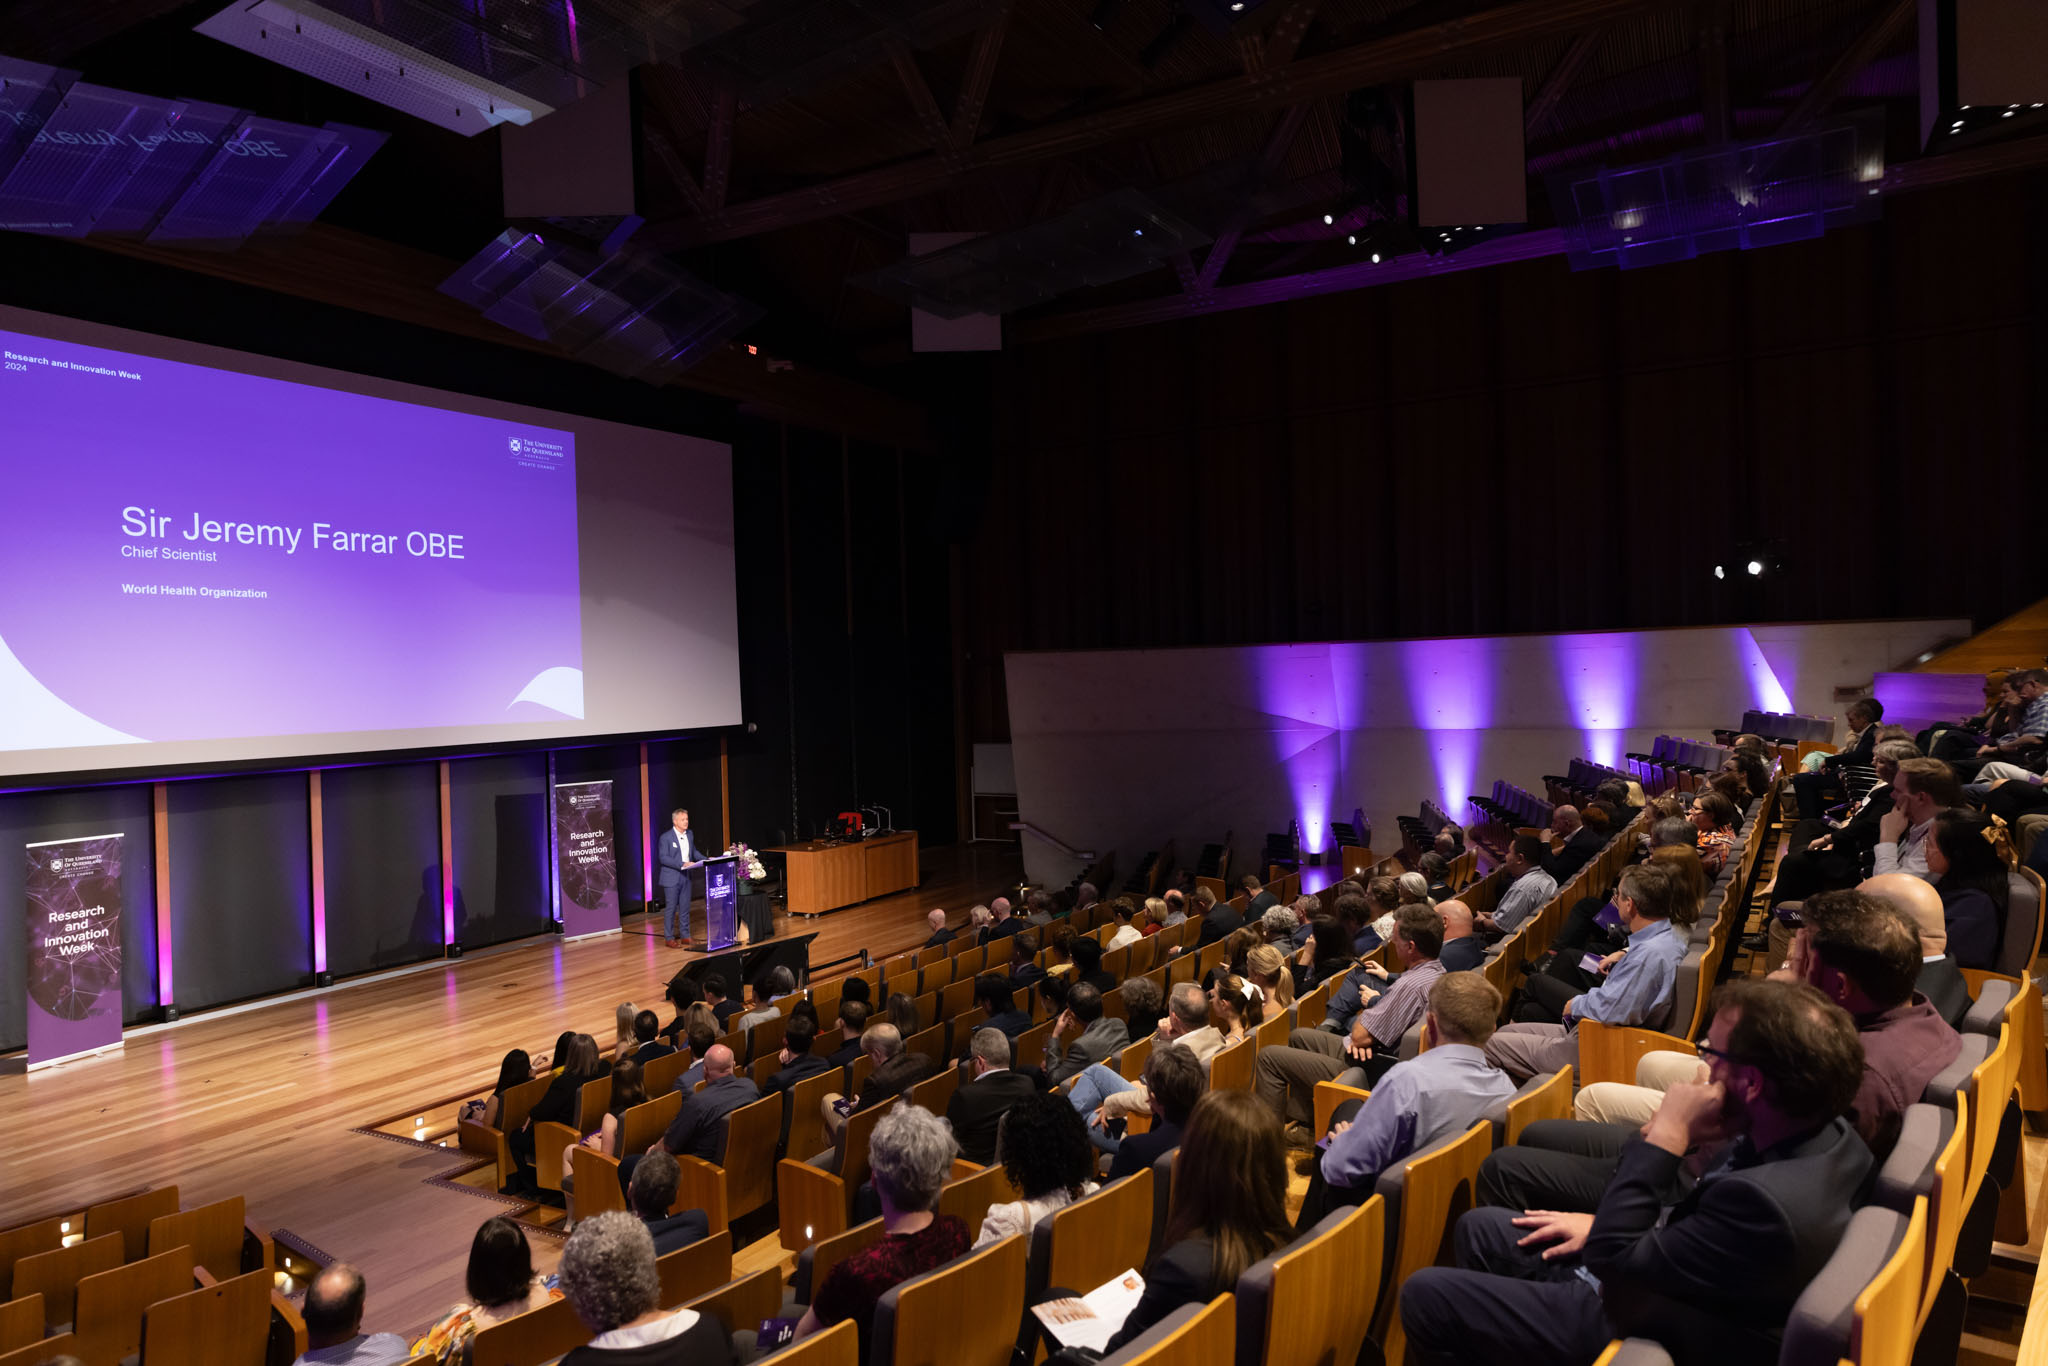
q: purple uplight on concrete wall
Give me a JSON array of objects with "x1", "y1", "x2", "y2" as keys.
[
  {"x1": 1252, "y1": 646, "x2": 1340, "y2": 857},
  {"x1": 1736, "y1": 629, "x2": 1794, "y2": 714},
  {"x1": 1400, "y1": 638, "x2": 1494, "y2": 817},
  {"x1": 1554, "y1": 633, "x2": 1638, "y2": 768}
]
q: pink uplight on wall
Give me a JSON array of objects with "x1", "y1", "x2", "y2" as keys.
[
  {"x1": 1400, "y1": 638, "x2": 1494, "y2": 816},
  {"x1": 1555, "y1": 633, "x2": 1638, "y2": 768}
]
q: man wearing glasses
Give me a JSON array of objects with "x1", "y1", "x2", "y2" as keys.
[{"x1": 1400, "y1": 977, "x2": 1873, "y2": 1366}]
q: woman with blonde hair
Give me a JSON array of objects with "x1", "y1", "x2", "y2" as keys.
[
  {"x1": 1141, "y1": 896, "x2": 1170, "y2": 937},
  {"x1": 1245, "y1": 942, "x2": 1295, "y2": 1011},
  {"x1": 613, "y1": 1002, "x2": 638, "y2": 1058}
]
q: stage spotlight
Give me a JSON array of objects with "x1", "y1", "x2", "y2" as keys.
[
  {"x1": 1347, "y1": 234, "x2": 1356, "y2": 245},
  {"x1": 1370, "y1": 253, "x2": 1380, "y2": 263},
  {"x1": 1746, "y1": 560, "x2": 1764, "y2": 576},
  {"x1": 1713, "y1": 564, "x2": 1725, "y2": 580},
  {"x1": 1322, "y1": 213, "x2": 1334, "y2": 225}
]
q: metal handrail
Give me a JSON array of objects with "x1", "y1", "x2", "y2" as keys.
[{"x1": 1008, "y1": 822, "x2": 1097, "y2": 861}]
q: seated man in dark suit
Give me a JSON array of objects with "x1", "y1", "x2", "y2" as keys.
[
  {"x1": 674, "y1": 1021, "x2": 717, "y2": 1093},
  {"x1": 620, "y1": 1044, "x2": 759, "y2": 1193},
  {"x1": 973, "y1": 973, "x2": 1033, "y2": 1037},
  {"x1": 1199, "y1": 886, "x2": 1247, "y2": 946},
  {"x1": 1402, "y1": 978, "x2": 1875, "y2": 1366},
  {"x1": 823, "y1": 1022, "x2": 939, "y2": 1143},
  {"x1": 765, "y1": 1016, "x2": 832, "y2": 1100},
  {"x1": 626, "y1": 1150, "x2": 710, "y2": 1255},
  {"x1": 1241, "y1": 875, "x2": 1278, "y2": 918},
  {"x1": 945, "y1": 1027, "x2": 1042, "y2": 1166},
  {"x1": 1538, "y1": 806, "x2": 1605, "y2": 883},
  {"x1": 921, "y1": 908, "x2": 955, "y2": 948},
  {"x1": 1044, "y1": 982, "x2": 1130, "y2": 1086},
  {"x1": 1436, "y1": 901, "x2": 1485, "y2": 973},
  {"x1": 1866, "y1": 872, "x2": 1973, "y2": 1028},
  {"x1": 630, "y1": 1009, "x2": 675, "y2": 1064},
  {"x1": 821, "y1": 1000, "x2": 869, "y2": 1073},
  {"x1": 1105, "y1": 1041, "x2": 1204, "y2": 1181},
  {"x1": 1008, "y1": 931, "x2": 1046, "y2": 993},
  {"x1": 701, "y1": 973, "x2": 739, "y2": 1029},
  {"x1": 980, "y1": 896, "x2": 1023, "y2": 946}
]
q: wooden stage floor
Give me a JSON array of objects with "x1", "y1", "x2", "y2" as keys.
[{"x1": 0, "y1": 841, "x2": 1024, "y2": 1341}]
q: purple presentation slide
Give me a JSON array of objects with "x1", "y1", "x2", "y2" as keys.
[{"x1": 0, "y1": 326, "x2": 584, "y2": 751}]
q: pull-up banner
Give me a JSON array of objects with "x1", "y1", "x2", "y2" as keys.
[
  {"x1": 554, "y1": 781, "x2": 620, "y2": 940},
  {"x1": 26, "y1": 833, "x2": 125, "y2": 1068}
]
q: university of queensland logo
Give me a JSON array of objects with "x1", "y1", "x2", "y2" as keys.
[{"x1": 508, "y1": 437, "x2": 522, "y2": 453}]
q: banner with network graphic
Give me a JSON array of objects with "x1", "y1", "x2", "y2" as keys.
[
  {"x1": 704, "y1": 856, "x2": 739, "y2": 952},
  {"x1": 25, "y1": 833, "x2": 125, "y2": 1068},
  {"x1": 553, "y1": 781, "x2": 619, "y2": 939}
]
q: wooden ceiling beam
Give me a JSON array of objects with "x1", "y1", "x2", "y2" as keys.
[
  {"x1": 1195, "y1": 100, "x2": 1312, "y2": 290},
  {"x1": 889, "y1": 43, "x2": 961, "y2": 168},
  {"x1": 1525, "y1": 28, "x2": 1603, "y2": 140},
  {"x1": 951, "y1": 3, "x2": 1013, "y2": 149},
  {"x1": 1776, "y1": 0, "x2": 1915, "y2": 137},
  {"x1": 638, "y1": 0, "x2": 1695, "y2": 250}
]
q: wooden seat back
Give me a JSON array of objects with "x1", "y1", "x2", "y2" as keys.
[
  {"x1": 1044, "y1": 1171, "x2": 1154, "y2": 1294},
  {"x1": 0, "y1": 1221, "x2": 63, "y2": 1302},
  {"x1": 1574, "y1": 1021, "x2": 1698, "y2": 1089},
  {"x1": 1244, "y1": 1197, "x2": 1383, "y2": 1366},
  {"x1": 1295, "y1": 979, "x2": 1332, "y2": 1026},
  {"x1": 1849, "y1": 1197, "x2": 1927, "y2": 1366},
  {"x1": 904, "y1": 1023, "x2": 948, "y2": 1069},
  {"x1": 908, "y1": 989, "x2": 939, "y2": 1030},
  {"x1": 940, "y1": 978, "x2": 979, "y2": 1021},
  {"x1": 1964, "y1": 1025, "x2": 2018, "y2": 1211},
  {"x1": 750, "y1": 1051, "x2": 785, "y2": 1090},
  {"x1": 1254, "y1": 1012, "x2": 1291, "y2": 1053},
  {"x1": 0, "y1": 1295, "x2": 41, "y2": 1354},
  {"x1": 139, "y1": 1266, "x2": 271, "y2": 1366},
  {"x1": 470, "y1": 1292, "x2": 590, "y2": 1366},
  {"x1": 575, "y1": 1074, "x2": 614, "y2": 1134},
  {"x1": 0, "y1": 1332, "x2": 75, "y2": 1366},
  {"x1": 1313, "y1": 1081, "x2": 1373, "y2": 1141},
  {"x1": 909, "y1": 1063, "x2": 960, "y2": 1114},
  {"x1": 749, "y1": 1015, "x2": 790, "y2": 1065},
  {"x1": 720, "y1": 1093, "x2": 786, "y2": 1219},
  {"x1": 86, "y1": 1186, "x2": 179, "y2": 1264},
  {"x1": 569, "y1": 1143, "x2": 631, "y2": 1222},
  {"x1": 1101, "y1": 1293, "x2": 1234, "y2": 1366},
  {"x1": 1503, "y1": 1066, "x2": 1576, "y2": 1146},
  {"x1": 148, "y1": 1197, "x2": 264, "y2": 1282},
  {"x1": 786, "y1": 1068, "x2": 842, "y2": 1165},
  {"x1": 838, "y1": 1095, "x2": 899, "y2": 1210},
  {"x1": 1371, "y1": 1122, "x2": 1491, "y2": 1366},
  {"x1": 656, "y1": 1229, "x2": 734, "y2": 1308},
  {"x1": 1014, "y1": 1019, "x2": 1056, "y2": 1071},
  {"x1": 623, "y1": 1091, "x2": 685, "y2": 1155},
  {"x1": 1207, "y1": 1036, "x2": 1254, "y2": 1093},
  {"x1": 935, "y1": 1164, "x2": 1010, "y2": 1244},
  {"x1": 673, "y1": 1155, "x2": 730, "y2": 1235},
  {"x1": 874, "y1": 1233, "x2": 1026, "y2": 1366},
  {"x1": 796, "y1": 1219, "x2": 884, "y2": 1307},
  {"x1": 498, "y1": 1074, "x2": 553, "y2": 1134},
  {"x1": 682, "y1": 1267, "x2": 787, "y2": 1336},
  {"x1": 1117, "y1": 1034, "x2": 1154, "y2": 1083},
  {"x1": 642, "y1": 1048, "x2": 693, "y2": 1097},
  {"x1": 17, "y1": 1232, "x2": 123, "y2": 1330},
  {"x1": 778, "y1": 1159, "x2": 850, "y2": 1252},
  {"x1": 948, "y1": 1008, "x2": 990, "y2": 1058},
  {"x1": 75, "y1": 1245, "x2": 194, "y2": 1366},
  {"x1": 760, "y1": 1317, "x2": 858, "y2": 1366},
  {"x1": 1921, "y1": 1094, "x2": 1968, "y2": 1333}
]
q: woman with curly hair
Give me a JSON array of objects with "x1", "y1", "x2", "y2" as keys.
[
  {"x1": 971, "y1": 1092, "x2": 1098, "y2": 1250},
  {"x1": 1926, "y1": 807, "x2": 2014, "y2": 970}
]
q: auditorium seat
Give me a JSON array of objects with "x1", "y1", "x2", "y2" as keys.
[
  {"x1": 471, "y1": 1290, "x2": 589, "y2": 1366},
  {"x1": 682, "y1": 1267, "x2": 787, "y2": 1339},
  {"x1": 869, "y1": 1234, "x2": 1025, "y2": 1366},
  {"x1": 720, "y1": 1092, "x2": 785, "y2": 1222},
  {"x1": 569, "y1": 1144, "x2": 631, "y2": 1223},
  {"x1": 0, "y1": 1332, "x2": 77, "y2": 1366},
  {"x1": 535, "y1": 1075, "x2": 612, "y2": 1196},
  {"x1": 1312, "y1": 1080, "x2": 1372, "y2": 1141},
  {"x1": 641, "y1": 1047, "x2": 692, "y2": 1096},
  {"x1": 784, "y1": 1068, "x2": 841, "y2": 1164},
  {"x1": 908, "y1": 1061, "x2": 960, "y2": 1114},
  {"x1": 1868, "y1": 1102, "x2": 1965, "y2": 1351},
  {"x1": 1495, "y1": 1065, "x2": 1575, "y2": 1146},
  {"x1": 85, "y1": 1186, "x2": 179, "y2": 1265},
  {"x1": 757, "y1": 1317, "x2": 858, "y2": 1366},
  {"x1": 1234, "y1": 1198, "x2": 1381, "y2": 1366},
  {"x1": 1207, "y1": 1037, "x2": 1254, "y2": 1093},
  {"x1": 1368, "y1": 1121, "x2": 1490, "y2": 1366},
  {"x1": 0, "y1": 1219, "x2": 62, "y2": 1301},
  {"x1": 1789, "y1": 1201, "x2": 1926, "y2": 1366},
  {"x1": 1573, "y1": 1021, "x2": 1699, "y2": 1089},
  {"x1": 1095, "y1": 1293, "x2": 1233, "y2": 1366},
  {"x1": 934, "y1": 1162, "x2": 1009, "y2": 1243},
  {"x1": 138, "y1": 1266, "x2": 275, "y2": 1366},
  {"x1": 1024, "y1": 1171, "x2": 1153, "y2": 1317},
  {"x1": 789, "y1": 1218, "x2": 882, "y2": 1310},
  {"x1": 673, "y1": 1155, "x2": 731, "y2": 1237},
  {"x1": 656, "y1": 1230, "x2": 734, "y2": 1308},
  {"x1": 15, "y1": 1232, "x2": 122, "y2": 1331},
  {"x1": 0, "y1": 1295, "x2": 41, "y2": 1354},
  {"x1": 73, "y1": 1244, "x2": 193, "y2": 1365}
]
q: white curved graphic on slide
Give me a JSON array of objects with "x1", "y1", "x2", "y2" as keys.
[
  {"x1": 0, "y1": 631, "x2": 142, "y2": 749},
  {"x1": 510, "y1": 665, "x2": 585, "y2": 718}
]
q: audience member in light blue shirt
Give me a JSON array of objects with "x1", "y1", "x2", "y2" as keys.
[
  {"x1": 1481, "y1": 836, "x2": 1557, "y2": 937},
  {"x1": 1297, "y1": 973, "x2": 1518, "y2": 1229}
]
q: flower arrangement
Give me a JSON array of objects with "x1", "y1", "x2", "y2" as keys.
[{"x1": 726, "y1": 842, "x2": 767, "y2": 882}]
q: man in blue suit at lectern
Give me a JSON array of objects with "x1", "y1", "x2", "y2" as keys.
[{"x1": 658, "y1": 807, "x2": 706, "y2": 948}]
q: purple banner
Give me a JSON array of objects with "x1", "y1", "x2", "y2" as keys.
[
  {"x1": 0, "y1": 325, "x2": 582, "y2": 750},
  {"x1": 555, "y1": 781, "x2": 619, "y2": 939},
  {"x1": 26, "y1": 833, "x2": 124, "y2": 1067}
]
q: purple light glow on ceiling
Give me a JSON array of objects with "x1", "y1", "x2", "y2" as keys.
[
  {"x1": 1736, "y1": 629, "x2": 1794, "y2": 714},
  {"x1": 1400, "y1": 638, "x2": 1494, "y2": 816},
  {"x1": 1554, "y1": 633, "x2": 1638, "y2": 768}
]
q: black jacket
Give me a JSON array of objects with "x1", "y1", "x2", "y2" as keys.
[
  {"x1": 642, "y1": 1209, "x2": 711, "y2": 1256},
  {"x1": 945, "y1": 1068, "x2": 1042, "y2": 1166},
  {"x1": 1103, "y1": 1237, "x2": 1218, "y2": 1355},
  {"x1": 659, "y1": 1075, "x2": 760, "y2": 1162},
  {"x1": 1916, "y1": 955, "x2": 1973, "y2": 1029},
  {"x1": 1197, "y1": 905, "x2": 1245, "y2": 947},
  {"x1": 1584, "y1": 1120, "x2": 1873, "y2": 1366},
  {"x1": 1541, "y1": 827, "x2": 1605, "y2": 883},
  {"x1": 923, "y1": 927, "x2": 956, "y2": 948},
  {"x1": 1108, "y1": 1121, "x2": 1182, "y2": 1183},
  {"x1": 856, "y1": 1052, "x2": 938, "y2": 1110}
]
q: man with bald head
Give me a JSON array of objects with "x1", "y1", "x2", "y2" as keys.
[
  {"x1": 1864, "y1": 872, "x2": 1972, "y2": 1027},
  {"x1": 295, "y1": 1263, "x2": 409, "y2": 1364},
  {"x1": 648, "y1": 1043, "x2": 760, "y2": 1164},
  {"x1": 1538, "y1": 805, "x2": 1602, "y2": 882},
  {"x1": 922, "y1": 908, "x2": 954, "y2": 948},
  {"x1": 1437, "y1": 900, "x2": 1484, "y2": 972},
  {"x1": 981, "y1": 895, "x2": 1021, "y2": 945}
]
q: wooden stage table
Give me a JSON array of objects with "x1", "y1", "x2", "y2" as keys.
[{"x1": 768, "y1": 831, "x2": 920, "y2": 916}]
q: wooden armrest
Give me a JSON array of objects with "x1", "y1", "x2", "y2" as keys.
[
  {"x1": 270, "y1": 1287, "x2": 308, "y2": 1364},
  {"x1": 244, "y1": 1219, "x2": 275, "y2": 1273},
  {"x1": 193, "y1": 1266, "x2": 219, "y2": 1288},
  {"x1": 1575, "y1": 1020, "x2": 1696, "y2": 1089},
  {"x1": 1313, "y1": 1081, "x2": 1373, "y2": 1141},
  {"x1": 459, "y1": 1118, "x2": 516, "y2": 1192},
  {"x1": 533, "y1": 1121, "x2": 580, "y2": 1192},
  {"x1": 947, "y1": 1158, "x2": 983, "y2": 1181},
  {"x1": 777, "y1": 1159, "x2": 848, "y2": 1253}
]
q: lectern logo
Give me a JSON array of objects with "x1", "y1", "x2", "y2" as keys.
[{"x1": 508, "y1": 438, "x2": 522, "y2": 453}]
